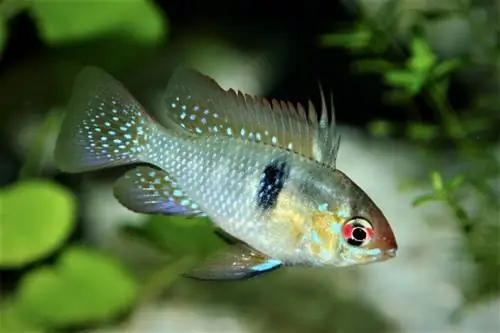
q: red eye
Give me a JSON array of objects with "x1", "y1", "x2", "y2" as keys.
[{"x1": 342, "y1": 218, "x2": 374, "y2": 247}]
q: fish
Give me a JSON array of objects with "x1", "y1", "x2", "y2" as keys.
[{"x1": 54, "y1": 66, "x2": 398, "y2": 281}]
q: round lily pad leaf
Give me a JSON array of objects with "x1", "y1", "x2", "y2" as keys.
[
  {"x1": 15, "y1": 246, "x2": 138, "y2": 328},
  {"x1": 29, "y1": 0, "x2": 167, "y2": 46},
  {"x1": 0, "y1": 180, "x2": 76, "y2": 268},
  {"x1": 0, "y1": 300, "x2": 45, "y2": 333}
]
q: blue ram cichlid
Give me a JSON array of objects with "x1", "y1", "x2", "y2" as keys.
[{"x1": 54, "y1": 67, "x2": 398, "y2": 280}]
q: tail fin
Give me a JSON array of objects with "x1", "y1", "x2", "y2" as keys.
[{"x1": 54, "y1": 67, "x2": 157, "y2": 173}]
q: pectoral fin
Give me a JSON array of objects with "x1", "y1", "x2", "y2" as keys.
[
  {"x1": 184, "y1": 244, "x2": 282, "y2": 281},
  {"x1": 113, "y1": 166, "x2": 206, "y2": 217}
]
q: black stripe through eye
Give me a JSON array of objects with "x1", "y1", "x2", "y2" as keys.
[{"x1": 257, "y1": 158, "x2": 290, "y2": 211}]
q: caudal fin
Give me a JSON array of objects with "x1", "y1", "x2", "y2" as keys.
[{"x1": 54, "y1": 67, "x2": 157, "y2": 173}]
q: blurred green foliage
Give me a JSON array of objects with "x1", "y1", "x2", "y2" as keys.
[
  {"x1": 30, "y1": 0, "x2": 166, "y2": 46},
  {"x1": 0, "y1": 180, "x2": 75, "y2": 267},
  {"x1": 0, "y1": 0, "x2": 166, "y2": 332},
  {"x1": 0, "y1": 0, "x2": 498, "y2": 331},
  {"x1": 19, "y1": 108, "x2": 63, "y2": 180},
  {"x1": 15, "y1": 247, "x2": 137, "y2": 328},
  {"x1": 321, "y1": 0, "x2": 500, "y2": 311},
  {"x1": 122, "y1": 216, "x2": 225, "y2": 259}
]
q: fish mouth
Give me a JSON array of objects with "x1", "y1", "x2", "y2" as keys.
[{"x1": 380, "y1": 248, "x2": 397, "y2": 261}]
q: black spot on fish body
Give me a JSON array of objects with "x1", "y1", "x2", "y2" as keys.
[{"x1": 257, "y1": 158, "x2": 290, "y2": 210}]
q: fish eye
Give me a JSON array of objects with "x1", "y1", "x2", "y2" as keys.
[{"x1": 342, "y1": 218, "x2": 374, "y2": 247}]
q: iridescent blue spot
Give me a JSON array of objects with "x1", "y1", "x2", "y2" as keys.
[
  {"x1": 330, "y1": 224, "x2": 341, "y2": 234},
  {"x1": 311, "y1": 230, "x2": 321, "y2": 244},
  {"x1": 350, "y1": 247, "x2": 382, "y2": 256},
  {"x1": 251, "y1": 259, "x2": 282, "y2": 272},
  {"x1": 320, "y1": 249, "x2": 331, "y2": 260},
  {"x1": 318, "y1": 203, "x2": 328, "y2": 212},
  {"x1": 108, "y1": 130, "x2": 116, "y2": 136},
  {"x1": 337, "y1": 207, "x2": 350, "y2": 219}
]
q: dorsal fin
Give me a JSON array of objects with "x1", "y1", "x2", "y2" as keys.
[{"x1": 161, "y1": 67, "x2": 341, "y2": 168}]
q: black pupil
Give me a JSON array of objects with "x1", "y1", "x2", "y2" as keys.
[{"x1": 352, "y1": 227, "x2": 367, "y2": 241}]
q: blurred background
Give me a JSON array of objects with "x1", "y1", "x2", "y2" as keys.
[{"x1": 0, "y1": 0, "x2": 499, "y2": 332}]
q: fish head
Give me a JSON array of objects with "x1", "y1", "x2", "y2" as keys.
[{"x1": 309, "y1": 169, "x2": 397, "y2": 267}]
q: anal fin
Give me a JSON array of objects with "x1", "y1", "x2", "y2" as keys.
[
  {"x1": 184, "y1": 244, "x2": 282, "y2": 281},
  {"x1": 113, "y1": 166, "x2": 206, "y2": 217}
]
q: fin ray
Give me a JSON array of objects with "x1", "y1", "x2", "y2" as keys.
[
  {"x1": 184, "y1": 244, "x2": 282, "y2": 280},
  {"x1": 54, "y1": 67, "x2": 157, "y2": 173},
  {"x1": 113, "y1": 166, "x2": 206, "y2": 217},
  {"x1": 161, "y1": 67, "x2": 341, "y2": 167}
]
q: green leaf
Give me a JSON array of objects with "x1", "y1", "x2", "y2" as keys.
[
  {"x1": 29, "y1": 0, "x2": 166, "y2": 46},
  {"x1": 0, "y1": 180, "x2": 76, "y2": 268},
  {"x1": 385, "y1": 69, "x2": 427, "y2": 95},
  {"x1": 0, "y1": 300, "x2": 45, "y2": 333},
  {"x1": 384, "y1": 69, "x2": 416, "y2": 88},
  {"x1": 121, "y1": 215, "x2": 225, "y2": 259},
  {"x1": 448, "y1": 174, "x2": 466, "y2": 190},
  {"x1": 406, "y1": 123, "x2": 438, "y2": 141},
  {"x1": 412, "y1": 193, "x2": 437, "y2": 207},
  {"x1": 408, "y1": 36, "x2": 437, "y2": 72},
  {"x1": 431, "y1": 58, "x2": 463, "y2": 79},
  {"x1": 319, "y1": 25, "x2": 372, "y2": 50},
  {"x1": 430, "y1": 171, "x2": 444, "y2": 192},
  {"x1": 15, "y1": 246, "x2": 137, "y2": 328}
]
